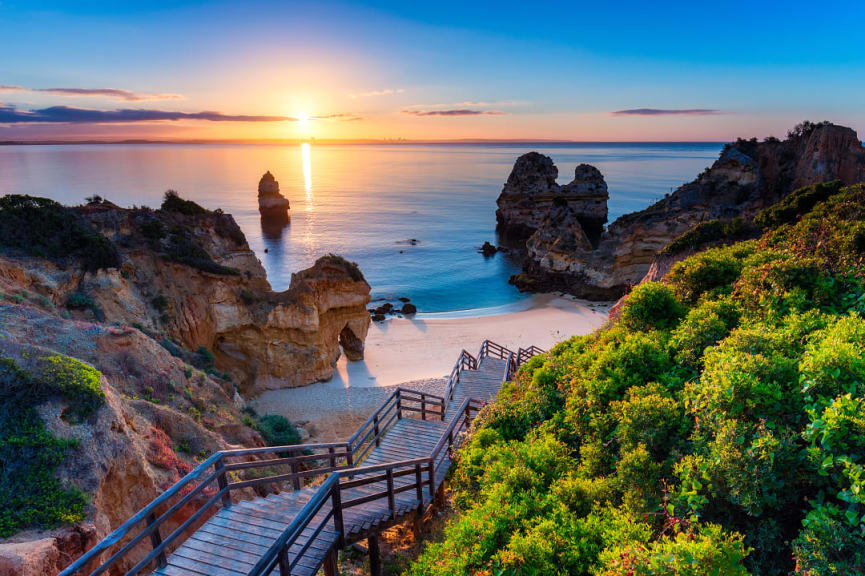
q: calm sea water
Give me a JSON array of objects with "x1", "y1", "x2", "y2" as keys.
[{"x1": 0, "y1": 142, "x2": 721, "y2": 312}]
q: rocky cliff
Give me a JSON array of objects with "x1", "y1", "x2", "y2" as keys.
[
  {"x1": 0, "y1": 192, "x2": 371, "y2": 574},
  {"x1": 0, "y1": 193, "x2": 371, "y2": 395},
  {"x1": 508, "y1": 121, "x2": 865, "y2": 299}
]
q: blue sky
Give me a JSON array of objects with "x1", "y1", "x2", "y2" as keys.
[{"x1": 1, "y1": 0, "x2": 864, "y2": 140}]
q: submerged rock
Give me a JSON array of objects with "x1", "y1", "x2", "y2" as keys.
[{"x1": 479, "y1": 241, "x2": 498, "y2": 256}]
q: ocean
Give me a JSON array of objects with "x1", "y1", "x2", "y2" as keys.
[{"x1": 0, "y1": 142, "x2": 722, "y2": 313}]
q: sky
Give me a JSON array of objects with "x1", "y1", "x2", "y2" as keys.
[{"x1": 1, "y1": 0, "x2": 865, "y2": 142}]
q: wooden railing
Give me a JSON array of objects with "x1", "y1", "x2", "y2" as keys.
[
  {"x1": 59, "y1": 341, "x2": 528, "y2": 576},
  {"x1": 516, "y1": 345, "x2": 546, "y2": 368},
  {"x1": 245, "y1": 398, "x2": 484, "y2": 576},
  {"x1": 442, "y1": 348, "x2": 477, "y2": 405}
]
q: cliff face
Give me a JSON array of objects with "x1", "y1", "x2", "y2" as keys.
[
  {"x1": 0, "y1": 196, "x2": 371, "y2": 394},
  {"x1": 509, "y1": 122, "x2": 865, "y2": 299},
  {"x1": 0, "y1": 301, "x2": 263, "y2": 575}
]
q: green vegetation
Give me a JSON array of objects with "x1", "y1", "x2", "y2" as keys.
[
  {"x1": 161, "y1": 228, "x2": 240, "y2": 276},
  {"x1": 662, "y1": 217, "x2": 755, "y2": 256},
  {"x1": 254, "y1": 414, "x2": 302, "y2": 447},
  {"x1": 0, "y1": 195, "x2": 120, "y2": 271},
  {"x1": 160, "y1": 189, "x2": 206, "y2": 215},
  {"x1": 410, "y1": 183, "x2": 865, "y2": 576},
  {"x1": 0, "y1": 354, "x2": 105, "y2": 537},
  {"x1": 754, "y1": 180, "x2": 843, "y2": 229}
]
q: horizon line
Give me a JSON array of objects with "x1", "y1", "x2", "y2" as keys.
[{"x1": 0, "y1": 137, "x2": 728, "y2": 146}]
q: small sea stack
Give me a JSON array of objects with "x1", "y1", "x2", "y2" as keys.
[{"x1": 258, "y1": 171, "x2": 290, "y2": 221}]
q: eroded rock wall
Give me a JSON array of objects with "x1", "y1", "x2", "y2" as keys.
[{"x1": 507, "y1": 122, "x2": 865, "y2": 299}]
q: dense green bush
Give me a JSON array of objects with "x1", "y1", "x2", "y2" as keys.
[
  {"x1": 0, "y1": 194, "x2": 120, "y2": 271},
  {"x1": 160, "y1": 190, "x2": 206, "y2": 215},
  {"x1": 161, "y1": 230, "x2": 239, "y2": 276},
  {"x1": 662, "y1": 217, "x2": 754, "y2": 256},
  {"x1": 254, "y1": 414, "x2": 301, "y2": 447},
  {"x1": 666, "y1": 243, "x2": 753, "y2": 303},
  {"x1": 410, "y1": 184, "x2": 865, "y2": 576},
  {"x1": 619, "y1": 282, "x2": 684, "y2": 331},
  {"x1": 754, "y1": 180, "x2": 843, "y2": 229},
  {"x1": 0, "y1": 355, "x2": 105, "y2": 537}
]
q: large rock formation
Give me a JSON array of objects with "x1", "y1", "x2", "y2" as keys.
[
  {"x1": 496, "y1": 154, "x2": 609, "y2": 245},
  {"x1": 258, "y1": 171, "x2": 290, "y2": 221},
  {"x1": 509, "y1": 121, "x2": 865, "y2": 299},
  {"x1": 0, "y1": 194, "x2": 371, "y2": 394}
]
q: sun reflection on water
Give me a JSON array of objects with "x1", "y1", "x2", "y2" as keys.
[{"x1": 301, "y1": 142, "x2": 312, "y2": 207}]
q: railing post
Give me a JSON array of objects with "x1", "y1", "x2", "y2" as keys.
[
  {"x1": 346, "y1": 447, "x2": 354, "y2": 468},
  {"x1": 291, "y1": 449, "x2": 301, "y2": 491},
  {"x1": 328, "y1": 446, "x2": 336, "y2": 468},
  {"x1": 396, "y1": 391, "x2": 402, "y2": 419},
  {"x1": 146, "y1": 512, "x2": 167, "y2": 569},
  {"x1": 414, "y1": 463, "x2": 423, "y2": 510},
  {"x1": 215, "y1": 456, "x2": 231, "y2": 508},
  {"x1": 420, "y1": 393, "x2": 427, "y2": 420},
  {"x1": 386, "y1": 468, "x2": 395, "y2": 519},
  {"x1": 427, "y1": 460, "x2": 435, "y2": 499},
  {"x1": 278, "y1": 546, "x2": 292, "y2": 576},
  {"x1": 440, "y1": 398, "x2": 445, "y2": 421},
  {"x1": 373, "y1": 414, "x2": 380, "y2": 446},
  {"x1": 332, "y1": 479, "x2": 345, "y2": 548}
]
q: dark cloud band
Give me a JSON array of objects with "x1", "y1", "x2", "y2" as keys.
[
  {"x1": 0, "y1": 85, "x2": 182, "y2": 101},
  {"x1": 0, "y1": 105, "x2": 298, "y2": 123},
  {"x1": 402, "y1": 108, "x2": 504, "y2": 117},
  {"x1": 612, "y1": 108, "x2": 720, "y2": 116}
]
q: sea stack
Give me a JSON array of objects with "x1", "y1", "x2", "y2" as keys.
[{"x1": 258, "y1": 171, "x2": 290, "y2": 221}]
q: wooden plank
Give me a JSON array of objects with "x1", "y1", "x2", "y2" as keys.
[
  {"x1": 163, "y1": 553, "x2": 247, "y2": 576},
  {"x1": 172, "y1": 546, "x2": 255, "y2": 574}
]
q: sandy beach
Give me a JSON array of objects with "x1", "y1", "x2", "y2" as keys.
[{"x1": 251, "y1": 295, "x2": 610, "y2": 441}]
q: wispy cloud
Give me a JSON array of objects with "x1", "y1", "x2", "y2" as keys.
[
  {"x1": 612, "y1": 108, "x2": 720, "y2": 116},
  {"x1": 311, "y1": 113, "x2": 364, "y2": 121},
  {"x1": 349, "y1": 88, "x2": 404, "y2": 99},
  {"x1": 0, "y1": 105, "x2": 298, "y2": 123},
  {"x1": 0, "y1": 85, "x2": 183, "y2": 101},
  {"x1": 401, "y1": 108, "x2": 505, "y2": 117}
]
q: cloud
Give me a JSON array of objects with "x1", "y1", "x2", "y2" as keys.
[
  {"x1": 0, "y1": 85, "x2": 183, "y2": 101},
  {"x1": 457, "y1": 101, "x2": 490, "y2": 106},
  {"x1": 0, "y1": 105, "x2": 297, "y2": 123},
  {"x1": 401, "y1": 108, "x2": 505, "y2": 117},
  {"x1": 311, "y1": 113, "x2": 364, "y2": 121},
  {"x1": 611, "y1": 108, "x2": 720, "y2": 116},
  {"x1": 349, "y1": 88, "x2": 404, "y2": 99}
]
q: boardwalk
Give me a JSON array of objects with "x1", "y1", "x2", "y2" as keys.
[{"x1": 60, "y1": 341, "x2": 542, "y2": 576}]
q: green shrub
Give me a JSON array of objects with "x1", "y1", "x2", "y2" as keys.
[
  {"x1": 597, "y1": 523, "x2": 750, "y2": 576},
  {"x1": 613, "y1": 383, "x2": 689, "y2": 460},
  {"x1": 755, "y1": 180, "x2": 844, "y2": 229},
  {"x1": 799, "y1": 313, "x2": 865, "y2": 403},
  {"x1": 66, "y1": 291, "x2": 104, "y2": 321},
  {"x1": 254, "y1": 414, "x2": 301, "y2": 447},
  {"x1": 793, "y1": 504, "x2": 865, "y2": 576},
  {"x1": 151, "y1": 293, "x2": 169, "y2": 312},
  {"x1": 662, "y1": 217, "x2": 754, "y2": 256},
  {"x1": 40, "y1": 355, "x2": 105, "y2": 422},
  {"x1": 0, "y1": 356, "x2": 98, "y2": 537},
  {"x1": 0, "y1": 194, "x2": 120, "y2": 271},
  {"x1": 160, "y1": 190, "x2": 206, "y2": 215},
  {"x1": 667, "y1": 243, "x2": 753, "y2": 303},
  {"x1": 619, "y1": 282, "x2": 685, "y2": 332},
  {"x1": 669, "y1": 298, "x2": 741, "y2": 369}
]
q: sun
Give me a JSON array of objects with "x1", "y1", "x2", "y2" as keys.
[{"x1": 297, "y1": 113, "x2": 310, "y2": 126}]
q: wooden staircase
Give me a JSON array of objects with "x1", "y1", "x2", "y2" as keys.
[{"x1": 59, "y1": 341, "x2": 543, "y2": 576}]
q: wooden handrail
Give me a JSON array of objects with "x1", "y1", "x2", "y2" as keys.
[{"x1": 62, "y1": 339, "x2": 539, "y2": 576}]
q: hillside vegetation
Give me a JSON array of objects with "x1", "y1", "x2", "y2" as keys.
[{"x1": 410, "y1": 183, "x2": 865, "y2": 576}]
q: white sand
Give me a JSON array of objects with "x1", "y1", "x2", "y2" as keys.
[{"x1": 251, "y1": 295, "x2": 609, "y2": 440}]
